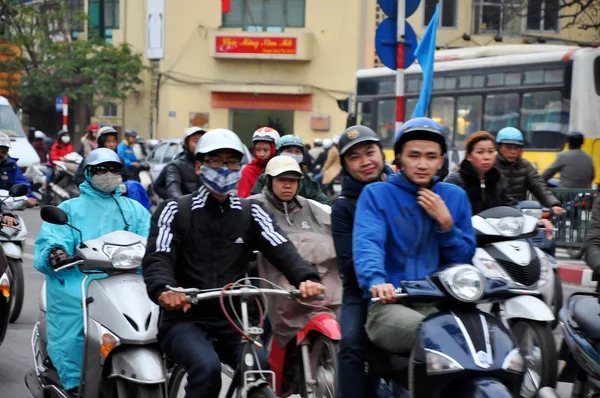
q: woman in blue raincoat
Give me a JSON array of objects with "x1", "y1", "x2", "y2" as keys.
[{"x1": 34, "y1": 148, "x2": 151, "y2": 395}]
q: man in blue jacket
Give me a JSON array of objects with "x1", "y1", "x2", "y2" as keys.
[
  {"x1": 0, "y1": 132, "x2": 37, "y2": 207},
  {"x1": 117, "y1": 128, "x2": 141, "y2": 181},
  {"x1": 332, "y1": 125, "x2": 393, "y2": 398},
  {"x1": 353, "y1": 117, "x2": 476, "y2": 355}
]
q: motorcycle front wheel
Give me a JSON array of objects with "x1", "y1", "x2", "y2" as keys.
[
  {"x1": 303, "y1": 334, "x2": 338, "y2": 398},
  {"x1": 7, "y1": 258, "x2": 24, "y2": 323},
  {"x1": 511, "y1": 320, "x2": 557, "y2": 398}
]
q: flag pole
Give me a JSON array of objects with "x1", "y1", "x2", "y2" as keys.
[{"x1": 395, "y1": 0, "x2": 405, "y2": 132}]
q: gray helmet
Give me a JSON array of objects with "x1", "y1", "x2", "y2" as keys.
[
  {"x1": 83, "y1": 148, "x2": 123, "y2": 169},
  {"x1": 0, "y1": 132, "x2": 11, "y2": 148},
  {"x1": 125, "y1": 128, "x2": 137, "y2": 137},
  {"x1": 98, "y1": 126, "x2": 118, "y2": 137}
]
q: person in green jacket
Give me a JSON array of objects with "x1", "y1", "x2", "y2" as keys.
[{"x1": 251, "y1": 134, "x2": 331, "y2": 205}]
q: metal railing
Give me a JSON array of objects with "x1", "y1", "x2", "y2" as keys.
[{"x1": 549, "y1": 188, "x2": 598, "y2": 249}]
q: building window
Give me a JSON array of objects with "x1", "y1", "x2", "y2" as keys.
[
  {"x1": 89, "y1": 0, "x2": 119, "y2": 40},
  {"x1": 67, "y1": 0, "x2": 85, "y2": 33},
  {"x1": 223, "y1": 0, "x2": 305, "y2": 32},
  {"x1": 526, "y1": 0, "x2": 559, "y2": 31},
  {"x1": 103, "y1": 103, "x2": 118, "y2": 117},
  {"x1": 424, "y1": 0, "x2": 456, "y2": 27},
  {"x1": 473, "y1": 0, "x2": 521, "y2": 36}
]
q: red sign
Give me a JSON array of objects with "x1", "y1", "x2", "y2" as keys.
[
  {"x1": 215, "y1": 36, "x2": 297, "y2": 55},
  {"x1": 211, "y1": 93, "x2": 312, "y2": 111}
]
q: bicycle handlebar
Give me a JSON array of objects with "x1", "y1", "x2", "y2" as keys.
[{"x1": 165, "y1": 285, "x2": 326, "y2": 304}]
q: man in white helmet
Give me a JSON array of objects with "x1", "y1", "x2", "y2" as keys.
[
  {"x1": 0, "y1": 132, "x2": 37, "y2": 207},
  {"x1": 142, "y1": 128, "x2": 324, "y2": 398},
  {"x1": 163, "y1": 126, "x2": 206, "y2": 198}
]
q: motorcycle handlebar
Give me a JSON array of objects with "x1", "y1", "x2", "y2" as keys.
[
  {"x1": 53, "y1": 256, "x2": 84, "y2": 272},
  {"x1": 165, "y1": 285, "x2": 326, "y2": 304},
  {"x1": 370, "y1": 287, "x2": 542, "y2": 303}
]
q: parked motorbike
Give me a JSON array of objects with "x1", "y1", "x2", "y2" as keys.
[
  {"x1": 24, "y1": 163, "x2": 48, "y2": 201},
  {"x1": 472, "y1": 205, "x2": 558, "y2": 397},
  {"x1": 0, "y1": 184, "x2": 30, "y2": 323},
  {"x1": 558, "y1": 283, "x2": 600, "y2": 397},
  {"x1": 47, "y1": 152, "x2": 83, "y2": 205},
  {"x1": 25, "y1": 205, "x2": 166, "y2": 398},
  {"x1": 167, "y1": 281, "x2": 326, "y2": 398},
  {"x1": 366, "y1": 264, "x2": 560, "y2": 398}
]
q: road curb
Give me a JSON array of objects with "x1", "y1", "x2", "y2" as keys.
[{"x1": 558, "y1": 264, "x2": 595, "y2": 287}]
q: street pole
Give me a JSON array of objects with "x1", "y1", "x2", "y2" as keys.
[
  {"x1": 62, "y1": 96, "x2": 68, "y2": 131},
  {"x1": 395, "y1": 0, "x2": 405, "y2": 132}
]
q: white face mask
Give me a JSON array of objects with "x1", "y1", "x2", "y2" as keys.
[
  {"x1": 61, "y1": 136, "x2": 71, "y2": 144},
  {"x1": 281, "y1": 152, "x2": 304, "y2": 164},
  {"x1": 91, "y1": 173, "x2": 123, "y2": 193}
]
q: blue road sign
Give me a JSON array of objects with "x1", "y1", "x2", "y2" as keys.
[
  {"x1": 55, "y1": 96, "x2": 64, "y2": 112},
  {"x1": 375, "y1": 19, "x2": 418, "y2": 70},
  {"x1": 378, "y1": 0, "x2": 421, "y2": 19}
]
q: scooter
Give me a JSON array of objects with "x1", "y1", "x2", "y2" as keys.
[
  {"x1": 267, "y1": 308, "x2": 339, "y2": 398},
  {"x1": 472, "y1": 206, "x2": 557, "y2": 398},
  {"x1": 25, "y1": 205, "x2": 166, "y2": 398},
  {"x1": 48, "y1": 152, "x2": 83, "y2": 205},
  {"x1": 0, "y1": 184, "x2": 30, "y2": 323},
  {"x1": 24, "y1": 163, "x2": 47, "y2": 201},
  {"x1": 558, "y1": 283, "x2": 600, "y2": 397},
  {"x1": 366, "y1": 264, "x2": 560, "y2": 398}
]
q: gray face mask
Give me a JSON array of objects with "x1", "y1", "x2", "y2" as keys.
[
  {"x1": 281, "y1": 152, "x2": 304, "y2": 164},
  {"x1": 91, "y1": 173, "x2": 123, "y2": 193}
]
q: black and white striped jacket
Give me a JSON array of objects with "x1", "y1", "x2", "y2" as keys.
[{"x1": 142, "y1": 186, "x2": 320, "y2": 323}]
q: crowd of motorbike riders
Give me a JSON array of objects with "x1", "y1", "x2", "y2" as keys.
[{"x1": 0, "y1": 117, "x2": 598, "y2": 397}]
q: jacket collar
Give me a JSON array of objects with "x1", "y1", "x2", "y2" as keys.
[
  {"x1": 459, "y1": 159, "x2": 502, "y2": 182},
  {"x1": 192, "y1": 185, "x2": 243, "y2": 211},
  {"x1": 389, "y1": 171, "x2": 440, "y2": 193},
  {"x1": 496, "y1": 153, "x2": 522, "y2": 167},
  {"x1": 121, "y1": 139, "x2": 132, "y2": 148}
]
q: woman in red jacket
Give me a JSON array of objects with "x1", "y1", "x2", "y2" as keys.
[
  {"x1": 43, "y1": 130, "x2": 75, "y2": 191},
  {"x1": 237, "y1": 127, "x2": 279, "y2": 198}
]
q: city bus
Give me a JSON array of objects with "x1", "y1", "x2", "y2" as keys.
[{"x1": 355, "y1": 44, "x2": 600, "y2": 182}]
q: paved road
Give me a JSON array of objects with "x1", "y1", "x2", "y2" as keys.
[{"x1": 0, "y1": 207, "x2": 591, "y2": 397}]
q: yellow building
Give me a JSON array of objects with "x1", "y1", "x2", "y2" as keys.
[
  {"x1": 366, "y1": 0, "x2": 599, "y2": 69},
  {"x1": 96, "y1": 0, "x2": 364, "y2": 146}
]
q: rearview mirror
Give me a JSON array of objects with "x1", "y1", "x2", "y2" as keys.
[
  {"x1": 40, "y1": 206, "x2": 68, "y2": 225},
  {"x1": 9, "y1": 184, "x2": 28, "y2": 197}
]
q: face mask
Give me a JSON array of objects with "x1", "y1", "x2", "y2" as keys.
[
  {"x1": 61, "y1": 136, "x2": 70, "y2": 144},
  {"x1": 200, "y1": 165, "x2": 241, "y2": 196},
  {"x1": 281, "y1": 152, "x2": 304, "y2": 165},
  {"x1": 91, "y1": 173, "x2": 123, "y2": 193}
]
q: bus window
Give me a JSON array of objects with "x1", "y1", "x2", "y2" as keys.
[
  {"x1": 506, "y1": 72, "x2": 521, "y2": 86},
  {"x1": 407, "y1": 79, "x2": 421, "y2": 93},
  {"x1": 484, "y1": 93, "x2": 519, "y2": 133},
  {"x1": 405, "y1": 98, "x2": 418, "y2": 121},
  {"x1": 433, "y1": 77, "x2": 445, "y2": 90},
  {"x1": 524, "y1": 70, "x2": 544, "y2": 85},
  {"x1": 487, "y1": 73, "x2": 504, "y2": 87},
  {"x1": 455, "y1": 96, "x2": 483, "y2": 149},
  {"x1": 444, "y1": 77, "x2": 457, "y2": 90},
  {"x1": 521, "y1": 91, "x2": 567, "y2": 149},
  {"x1": 430, "y1": 97, "x2": 455, "y2": 142},
  {"x1": 377, "y1": 99, "x2": 396, "y2": 148},
  {"x1": 459, "y1": 76, "x2": 472, "y2": 89},
  {"x1": 473, "y1": 76, "x2": 485, "y2": 88},
  {"x1": 357, "y1": 101, "x2": 373, "y2": 128},
  {"x1": 544, "y1": 69, "x2": 563, "y2": 84}
]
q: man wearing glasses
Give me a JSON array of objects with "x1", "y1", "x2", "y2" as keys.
[{"x1": 142, "y1": 129, "x2": 324, "y2": 398}]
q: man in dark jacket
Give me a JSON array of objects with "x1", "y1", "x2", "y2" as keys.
[
  {"x1": 585, "y1": 198, "x2": 600, "y2": 278},
  {"x1": 541, "y1": 131, "x2": 594, "y2": 188},
  {"x1": 332, "y1": 125, "x2": 392, "y2": 398},
  {"x1": 142, "y1": 128, "x2": 323, "y2": 398},
  {"x1": 163, "y1": 127, "x2": 205, "y2": 198},
  {"x1": 495, "y1": 127, "x2": 563, "y2": 216}
]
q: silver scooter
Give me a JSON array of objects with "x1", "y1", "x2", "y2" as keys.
[{"x1": 25, "y1": 205, "x2": 166, "y2": 398}]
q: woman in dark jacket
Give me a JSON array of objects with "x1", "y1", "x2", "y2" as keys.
[{"x1": 445, "y1": 131, "x2": 510, "y2": 214}]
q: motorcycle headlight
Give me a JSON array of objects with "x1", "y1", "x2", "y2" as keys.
[
  {"x1": 103, "y1": 243, "x2": 145, "y2": 270},
  {"x1": 521, "y1": 208, "x2": 542, "y2": 220},
  {"x1": 487, "y1": 217, "x2": 523, "y2": 237},
  {"x1": 425, "y1": 348, "x2": 463, "y2": 374},
  {"x1": 477, "y1": 258, "x2": 512, "y2": 283},
  {"x1": 439, "y1": 265, "x2": 485, "y2": 302},
  {"x1": 537, "y1": 254, "x2": 551, "y2": 288}
]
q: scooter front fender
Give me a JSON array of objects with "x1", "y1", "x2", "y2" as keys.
[
  {"x1": 503, "y1": 295, "x2": 555, "y2": 322},
  {"x1": 296, "y1": 313, "x2": 341, "y2": 344},
  {"x1": 108, "y1": 346, "x2": 166, "y2": 384},
  {"x1": 3, "y1": 242, "x2": 22, "y2": 260}
]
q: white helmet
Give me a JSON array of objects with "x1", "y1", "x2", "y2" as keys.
[
  {"x1": 333, "y1": 135, "x2": 341, "y2": 145},
  {"x1": 195, "y1": 128, "x2": 245, "y2": 158},
  {"x1": 0, "y1": 132, "x2": 11, "y2": 148},
  {"x1": 184, "y1": 126, "x2": 206, "y2": 139},
  {"x1": 34, "y1": 130, "x2": 46, "y2": 139},
  {"x1": 253, "y1": 127, "x2": 280, "y2": 144},
  {"x1": 322, "y1": 138, "x2": 333, "y2": 149},
  {"x1": 265, "y1": 155, "x2": 303, "y2": 179},
  {"x1": 98, "y1": 126, "x2": 118, "y2": 137}
]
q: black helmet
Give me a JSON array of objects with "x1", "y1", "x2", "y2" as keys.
[
  {"x1": 125, "y1": 128, "x2": 137, "y2": 137},
  {"x1": 339, "y1": 125, "x2": 380, "y2": 156},
  {"x1": 57, "y1": 129, "x2": 69, "y2": 139}
]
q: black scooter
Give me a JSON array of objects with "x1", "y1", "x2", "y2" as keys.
[{"x1": 367, "y1": 264, "x2": 560, "y2": 398}]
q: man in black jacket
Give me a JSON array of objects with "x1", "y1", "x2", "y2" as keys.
[
  {"x1": 163, "y1": 127, "x2": 205, "y2": 198},
  {"x1": 332, "y1": 126, "x2": 392, "y2": 398},
  {"x1": 142, "y1": 128, "x2": 323, "y2": 398},
  {"x1": 585, "y1": 198, "x2": 600, "y2": 279}
]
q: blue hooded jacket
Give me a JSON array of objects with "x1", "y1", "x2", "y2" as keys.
[
  {"x1": 0, "y1": 156, "x2": 35, "y2": 199},
  {"x1": 331, "y1": 167, "x2": 393, "y2": 297},
  {"x1": 353, "y1": 172, "x2": 476, "y2": 297},
  {"x1": 34, "y1": 181, "x2": 151, "y2": 390}
]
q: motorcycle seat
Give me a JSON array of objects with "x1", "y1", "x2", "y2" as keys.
[{"x1": 573, "y1": 297, "x2": 600, "y2": 340}]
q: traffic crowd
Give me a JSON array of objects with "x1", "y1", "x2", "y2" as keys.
[{"x1": 5, "y1": 117, "x2": 596, "y2": 398}]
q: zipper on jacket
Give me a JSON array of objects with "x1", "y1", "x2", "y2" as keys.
[{"x1": 480, "y1": 179, "x2": 486, "y2": 204}]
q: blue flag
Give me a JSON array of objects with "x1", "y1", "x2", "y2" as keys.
[{"x1": 412, "y1": 4, "x2": 439, "y2": 118}]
